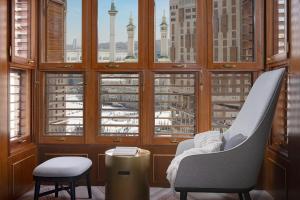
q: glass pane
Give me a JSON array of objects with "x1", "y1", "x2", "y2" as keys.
[
  {"x1": 98, "y1": 0, "x2": 138, "y2": 63},
  {"x1": 211, "y1": 72, "x2": 252, "y2": 132},
  {"x1": 154, "y1": 73, "x2": 196, "y2": 137},
  {"x1": 99, "y1": 73, "x2": 140, "y2": 136},
  {"x1": 9, "y1": 70, "x2": 27, "y2": 138},
  {"x1": 14, "y1": 0, "x2": 30, "y2": 58},
  {"x1": 45, "y1": 73, "x2": 84, "y2": 136},
  {"x1": 213, "y1": 0, "x2": 255, "y2": 62},
  {"x1": 273, "y1": 0, "x2": 287, "y2": 54},
  {"x1": 44, "y1": 0, "x2": 82, "y2": 63},
  {"x1": 154, "y1": 0, "x2": 197, "y2": 63}
]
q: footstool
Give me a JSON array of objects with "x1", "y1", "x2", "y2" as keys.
[{"x1": 33, "y1": 156, "x2": 92, "y2": 200}]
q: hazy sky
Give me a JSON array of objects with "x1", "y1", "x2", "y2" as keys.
[{"x1": 66, "y1": 0, "x2": 171, "y2": 45}]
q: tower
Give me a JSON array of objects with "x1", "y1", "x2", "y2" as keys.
[
  {"x1": 160, "y1": 10, "x2": 168, "y2": 58},
  {"x1": 126, "y1": 12, "x2": 136, "y2": 59},
  {"x1": 108, "y1": 0, "x2": 118, "y2": 62}
]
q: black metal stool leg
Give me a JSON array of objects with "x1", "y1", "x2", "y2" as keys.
[
  {"x1": 238, "y1": 193, "x2": 244, "y2": 200},
  {"x1": 180, "y1": 191, "x2": 187, "y2": 200},
  {"x1": 244, "y1": 192, "x2": 252, "y2": 200},
  {"x1": 86, "y1": 173, "x2": 92, "y2": 198},
  {"x1": 34, "y1": 180, "x2": 40, "y2": 200},
  {"x1": 55, "y1": 182, "x2": 59, "y2": 197},
  {"x1": 70, "y1": 181, "x2": 76, "y2": 200}
]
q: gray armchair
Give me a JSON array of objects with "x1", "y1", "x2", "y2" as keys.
[{"x1": 173, "y1": 68, "x2": 285, "y2": 200}]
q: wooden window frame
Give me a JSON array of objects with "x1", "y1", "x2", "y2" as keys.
[
  {"x1": 91, "y1": 0, "x2": 148, "y2": 70},
  {"x1": 266, "y1": 0, "x2": 289, "y2": 66},
  {"x1": 148, "y1": 0, "x2": 207, "y2": 69},
  {"x1": 9, "y1": 66, "x2": 32, "y2": 154},
  {"x1": 11, "y1": 0, "x2": 37, "y2": 67},
  {"x1": 149, "y1": 70, "x2": 200, "y2": 145},
  {"x1": 39, "y1": 72, "x2": 85, "y2": 144},
  {"x1": 91, "y1": 70, "x2": 142, "y2": 145},
  {"x1": 39, "y1": 0, "x2": 89, "y2": 70},
  {"x1": 207, "y1": 0, "x2": 264, "y2": 70}
]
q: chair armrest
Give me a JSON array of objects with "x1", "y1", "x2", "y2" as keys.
[
  {"x1": 174, "y1": 148, "x2": 258, "y2": 190},
  {"x1": 175, "y1": 139, "x2": 194, "y2": 156}
]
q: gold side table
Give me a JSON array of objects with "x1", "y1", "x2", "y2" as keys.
[{"x1": 105, "y1": 148, "x2": 150, "y2": 200}]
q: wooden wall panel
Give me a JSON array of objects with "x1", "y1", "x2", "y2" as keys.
[
  {"x1": 8, "y1": 145, "x2": 37, "y2": 199},
  {"x1": 0, "y1": 0, "x2": 9, "y2": 199},
  {"x1": 152, "y1": 154, "x2": 174, "y2": 186}
]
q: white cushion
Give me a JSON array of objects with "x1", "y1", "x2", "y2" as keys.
[{"x1": 33, "y1": 156, "x2": 92, "y2": 177}]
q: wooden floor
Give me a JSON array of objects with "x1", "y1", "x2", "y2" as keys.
[{"x1": 18, "y1": 186, "x2": 273, "y2": 200}]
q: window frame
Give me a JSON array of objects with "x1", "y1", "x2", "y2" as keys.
[
  {"x1": 207, "y1": 0, "x2": 264, "y2": 70},
  {"x1": 149, "y1": 0, "x2": 207, "y2": 69},
  {"x1": 91, "y1": 0, "x2": 148, "y2": 70},
  {"x1": 39, "y1": 0, "x2": 89, "y2": 69},
  {"x1": 9, "y1": 67, "x2": 32, "y2": 153},
  {"x1": 11, "y1": 0, "x2": 37, "y2": 67},
  {"x1": 39, "y1": 71, "x2": 86, "y2": 144}
]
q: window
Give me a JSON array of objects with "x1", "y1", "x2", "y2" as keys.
[
  {"x1": 154, "y1": 0, "x2": 197, "y2": 63},
  {"x1": 45, "y1": 73, "x2": 84, "y2": 136},
  {"x1": 211, "y1": 72, "x2": 252, "y2": 132},
  {"x1": 9, "y1": 69, "x2": 29, "y2": 139},
  {"x1": 154, "y1": 73, "x2": 196, "y2": 137},
  {"x1": 99, "y1": 73, "x2": 140, "y2": 136},
  {"x1": 212, "y1": 0, "x2": 255, "y2": 62},
  {"x1": 98, "y1": 0, "x2": 138, "y2": 63},
  {"x1": 42, "y1": 0, "x2": 82, "y2": 63}
]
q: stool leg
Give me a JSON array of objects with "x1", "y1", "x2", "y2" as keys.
[
  {"x1": 180, "y1": 191, "x2": 187, "y2": 200},
  {"x1": 86, "y1": 173, "x2": 92, "y2": 198},
  {"x1": 239, "y1": 193, "x2": 244, "y2": 200},
  {"x1": 70, "y1": 181, "x2": 76, "y2": 200},
  {"x1": 55, "y1": 182, "x2": 59, "y2": 197},
  {"x1": 34, "y1": 180, "x2": 40, "y2": 200}
]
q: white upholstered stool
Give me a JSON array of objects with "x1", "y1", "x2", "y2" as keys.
[{"x1": 33, "y1": 156, "x2": 92, "y2": 200}]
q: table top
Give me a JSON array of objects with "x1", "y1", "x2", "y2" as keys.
[{"x1": 105, "y1": 148, "x2": 150, "y2": 157}]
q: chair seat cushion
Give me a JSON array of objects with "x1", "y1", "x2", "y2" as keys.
[{"x1": 33, "y1": 156, "x2": 92, "y2": 178}]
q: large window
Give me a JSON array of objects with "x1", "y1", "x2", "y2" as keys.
[
  {"x1": 45, "y1": 73, "x2": 84, "y2": 136},
  {"x1": 98, "y1": 0, "x2": 138, "y2": 63},
  {"x1": 154, "y1": 73, "x2": 196, "y2": 137},
  {"x1": 154, "y1": 0, "x2": 197, "y2": 63},
  {"x1": 9, "y1": 69, "x2": 29, "y2": 139},
  {"x1": 211, "y1": 72, "x2": 252, "y2": 132},
  {"x1": 42, "y1": 0, "x2": 82, "y2": 63},
  {"x1": 99, "y1": 73, "x2": 140, "y2": 136}
]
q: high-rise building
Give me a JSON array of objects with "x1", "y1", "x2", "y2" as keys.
[
  {"x1": 169, "y1": 0, "x2": 196, "y2": 63},
  {"x1": 108, "y1": 0, "x2": 118, "y2": 62},
  {"x1": 125, "y1": 13, "x2": 136, "y2": 61}
]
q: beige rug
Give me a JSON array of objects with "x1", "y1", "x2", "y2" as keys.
[{"x1": 18, "y1": 186, "x2": 273, "y2": 200}]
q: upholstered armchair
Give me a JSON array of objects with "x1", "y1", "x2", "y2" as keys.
[{"x1": 173, "y1": 68, "x2": 285, "y2": 200}]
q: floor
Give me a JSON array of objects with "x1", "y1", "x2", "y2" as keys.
[{"x1": 19, "y1": 186, "x2": 273, "y2": 200}]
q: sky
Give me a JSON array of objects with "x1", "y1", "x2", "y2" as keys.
[{"x1": 65, "y1": 0, "x2": 171, "y2": 45}]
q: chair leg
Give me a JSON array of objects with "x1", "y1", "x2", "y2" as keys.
[
  {"x1": 86, "y1": 173, "x2": 92, "y2": 198},
  {"x1": 244, "y1": 192, "x2": 252, "y2": 200},
  {"x1": 55, "y1": 182, "x2": 59, "y2": 197},
  {"x1": 34, "y1": 180, "x2": 40, "y2": 200},
  {"x1": 238, "y1": 193, "x2": 244, "y2": 200},
  {"x1": 180, "y1": 191, "x2": 187, "y2": 200},
  {"x1": 70, "y1": 181, "x2": 76, "y2": 200}
]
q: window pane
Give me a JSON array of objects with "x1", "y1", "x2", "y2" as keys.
[
  {"x1": 213, "y1": 0, "x2": 255, "y2": 62},
  {"x1": 44, "y1": 0, "x2": 82, "y2": 63},
  {"x1": 9, "y1": 70, "x2": 26, "y2": 138},
  {"x1": 211, "y1": 72, "x2": 252, "y2": 132},
  {"x1": 14, "y1": 0, "x2": 30, "y2": 58},
  {"x1": 154, "y1": 73, "x2": 196, "y2": 137},
  {"x1": 99, "y1": 73, "x2": 140, "y2": 136},
  {"x1": 155, "y1": 0, "x2": 197, "y2": 63},
  {"x1": 273, "y1": 0, "x2": 287, "y2": 54},
  {"x1": 98, "y1": 0, "x2": 138, "y2": 63},
  {"x1": 45, "y1": 73, "x2": 84, "y2": 135}
]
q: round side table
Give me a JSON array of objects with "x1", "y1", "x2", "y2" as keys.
[{"x1": 105, "y1": 148, "x2": 150, "y2": 200}]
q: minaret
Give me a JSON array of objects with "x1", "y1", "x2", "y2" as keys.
[
  {"x1": 108, "y1": 0, "x2": 118, "y2": 62},
  {"x1": 160, "y1": 10, "x2": 168, "y2": 58},
  {"x1": 126, "y1": 12, "x2": 135, "y2": 59}
]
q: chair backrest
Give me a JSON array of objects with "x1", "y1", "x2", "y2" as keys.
[{"x1": 224, "y1": 68, "x2": 285, "y2": 142}]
